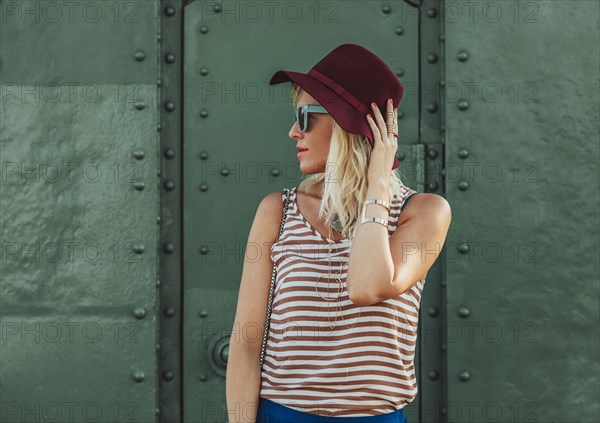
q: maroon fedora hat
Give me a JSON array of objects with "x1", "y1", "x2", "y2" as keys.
[{"x1": 269, "y1": 43, "x2": 404, "y2": 170}]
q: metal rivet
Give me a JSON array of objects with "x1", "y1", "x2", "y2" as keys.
[
  {"x1": 458, "y1": 181, "x2": 469, "y2": 190},
  {"x1": 429, "y1": 370, "x2": 440, "y2": 380},
  {"x1": 458, "y1": 148, "x2": 469, "y2": 159},
  {"x1": 157, "y1": 79, "x2": 162, "y2": 87},
  {"x1": 272, "y1": 169, "x2": 280, "y2": 176},
  {"x1": 439, "y1": 35, "x2": 445, "y2": 43},
  {"x1": 200, "y1": 67, "x2": 209, "y2": 76},
  {"x1": 157, "y1": 124, "x2": 162, "y2": 131},
  {"x1": 156, "y1": 343, "x2": 161, "y2": 350},
  {"x1": 458, "y1": 51, "x2": 469, "y2": 62},
  {"x1": 164, "y1": 5, "x2": 175, "y2": 17},
  {"x1": 440, "y1": 125, "x2": 446, "y2": 134},
  {"x1": 427, "y1": 103, "x2": 438, "y2": 113},
  {"x1": 220, "y1": 344, "x2": 229, "y2": 363},
  {"x1": 382, "y1": 5, "x2": 391, "y2": 14},
  {"x1": 200, "y1": 109, "x2": 209, "y2": 118},
  {"x1": 199, "y1": 151, "x2": 209, "y2": 160},
  {"x1": 459, "y1": 371, "x2": 471, "y2": 382},
  {"x1": 133, "y1": 244, "x2": 144, "y2": 254},
  {"x1": 132, "y1": 149, "x2": 145, "y2": 160},
  {"x1": 133, "y1": 308, "x2": 146, "y2": 319},
  {"x1": 427, "y1": 182, "x2": 438, "y2": 192},
  {"x1": 134, "y1": 181, "x2": 145, "y2": 191},
  {"x1": 395, "y1": 26, "x2": 404, "y2": 35},
  {"x1": 157, "y1": 34, "x2": 162, "y2": 42},
  {"x1": 427, "y1": 8, "x2": 437, "y2": 18},
  {"x1": 199, "y1": 374, "x2": 207, "y2": 381},
  {"x1": 134, "y1": 50, "x2": 145, "y2": 61},
  {"x1": 441, "y1": 279, "x2": 447, "y2": 287},
  {"x1": 427, "y1": 148, "x2": 438, "y2": 160},
  {"x1": 132, "y1": 371, "x2": 145, "y2": 383},
  {"x1": 199, "y1": 184, "x2": 208, "y2": 192},
  {"x1": 458, "y1": 307, "x2": 470, "y2": 318},
  {"x1": 396, "y1": 69, "x2": 404, "y2": 77},
  {"x1": 164, "y1": 101, "x2": 175, "y2": 112},
  {"x1": 164, "y1": 308, "x2": 175, "y2": 318},
  {"x1": 199, "y1": 25, "x2": 209, "y2": 34},
  {"x1": 156, "y1": 279, "x2": 161, "y2": 287},
  {"x1": 213, "y1": 3, "x2": 222, "y2": 13},
  {"x1": 165, "y1": 53, "x2": 176, "y2": 64},
  {"x1": 427, "y1": 53, "x2": 438, "y2": 64},
  {"x1": 164, "y1": 243, "x2": 175, "y2": 254},
  {"x1": 427, "y1": 307, "x2": 439, "y2": 317},
  {"x1": 200, "y1": 246, "x2": 208, "y2": 255},
  {"x1": 135, "y1": 102, "x2": 145, "y2": 110},
  {"x1": 199, "y1": 310, "x2": 208, "y2": 318},
  {"x1": 458, "y1": 244, "x2": 470, "y2": 254},
  {"x1": 164, "y1": 148, "x2": 175, "y2": 159},
  {"x1": 397, "y1": 110, "x2": 404, "y2": 119},
  {"x1": 155, "y1": 408, "x2": 160, "y2": 416},
  {"x1": 221, "y1": 168, "x2": 229, "y2": 176},
  {"x1": 162, "y1": 370, "x2": 174, "y2": 381},
  {"x1": 441, "y1": 344, "x2": 447, "y2": 352},
  {"x1": 440, "y1": 80, "x2": 445, "y2": 87},
  {"x1": 458, "y1": 100, "x2": 469, "y2": 111},
  {"x1": 164, "y1": 180, "x2": 174, "y2": 191},
  {"x1": 398, "y1": 151, "x2": 405, "y2": 160}
]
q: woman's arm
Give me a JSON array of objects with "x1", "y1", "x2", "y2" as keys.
[
  {"x1": 347, "y1": 101, "x2": 452, "y2": 305},
  {"x1": 226, "y1": 191, "x2": 284, "y2": 423},
  {"x1": 226, "y1": 347, "x2": 262, "y2": 423},
  {"x1": 347, "y1": 183, "x2": 451, "y2": 306}
]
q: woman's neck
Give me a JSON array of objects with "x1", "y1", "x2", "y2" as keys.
[{"x1": 306, "y1": 181, "x2": 324, "y2": 200}]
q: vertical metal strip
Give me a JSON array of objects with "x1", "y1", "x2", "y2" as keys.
[
  {"x1": 158, "y1": 1, "x2": 184, "y2": 421},
  {"x1": 418, "y1": 0, "x2": 446, "y2": 421}
]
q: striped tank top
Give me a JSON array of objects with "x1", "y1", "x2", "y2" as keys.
[{"x1": 259, "y1": 185, "x2": 426, "y2": 417}]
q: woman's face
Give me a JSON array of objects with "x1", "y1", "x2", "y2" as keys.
[{"x1": 289, "y1": 90, "x2": 333, "y2": 174}]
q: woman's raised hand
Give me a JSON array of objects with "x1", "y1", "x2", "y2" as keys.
[{"x1": 365, "y1": 98, "x2": 398, "y2": 184}]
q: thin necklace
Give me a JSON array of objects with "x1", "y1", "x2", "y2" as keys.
[{"x1": 314, "y1": 214, "x2": 363, "y2": 330}]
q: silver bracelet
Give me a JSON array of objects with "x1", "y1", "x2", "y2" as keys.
[
  {"x1": 361, "y1": 216, "x2": 388, "y2": 228},
  {"x1": 364, "y1": 198, "x2": 391, "y2": 211},
  {"x1": 361, "y1": 198, "x2": 391, "y2": 228}
]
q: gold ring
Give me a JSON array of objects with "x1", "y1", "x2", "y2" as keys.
[{"x1": 386, "y1": 113, "x2": 395, "y2": 130}]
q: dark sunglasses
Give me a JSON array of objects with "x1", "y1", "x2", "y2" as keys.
[{"x1": 294, "y1": 104, "x2": 329, "y2": 132}]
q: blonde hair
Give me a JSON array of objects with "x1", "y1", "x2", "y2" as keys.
[{"x1": 290, "y1": 83, "x2": 410, "y2": 240}]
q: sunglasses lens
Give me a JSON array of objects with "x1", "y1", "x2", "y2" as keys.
[{"x1": 297, "y1": 107, "x2": 307, "y2": 132}]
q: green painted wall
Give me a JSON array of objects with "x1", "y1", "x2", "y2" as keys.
[
  {"x1": 0, "y1": 1, "x2": 160, "y2": 421},
  {"x1": 1, "y1": 1, "x2": 597, "y2": 422},
  {"x1": 443, "y1": 0, "x2": 599, "y2": 421}
]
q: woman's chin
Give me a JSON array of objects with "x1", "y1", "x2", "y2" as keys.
[{"x1": 298, "y1": 160, "x2": 326, "y2": 175}]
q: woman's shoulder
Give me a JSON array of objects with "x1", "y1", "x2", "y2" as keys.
[
  {"x1": 258, "y1": 188, "x2": 294, "y2": 214},
  {"x1": 398, "y1": 188, "x2": 452, "y2": 222},
  {"x1": 251, "y1": 189, "x2": 294, "y2": 243}
]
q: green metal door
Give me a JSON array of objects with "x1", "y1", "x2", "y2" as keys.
[{"x1": 182, "y1": 1, "x2": 441, "y2": 422}]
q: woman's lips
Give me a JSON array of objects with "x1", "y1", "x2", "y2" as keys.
[{"x1": 297, "y1": 149, "x2": 308, "y2": 158}]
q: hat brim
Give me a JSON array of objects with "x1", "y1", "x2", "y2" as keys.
[{"x1": 270, "y1": 70, "x2": 400, "y2": 171}]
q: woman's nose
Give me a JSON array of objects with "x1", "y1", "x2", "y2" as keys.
[{"x1": 289, "y1": 120, "x2": 302, "y2": 139}]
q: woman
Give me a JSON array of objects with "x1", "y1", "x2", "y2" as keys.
[{"x1": 227, "y1": 44, "x2": 452, "y2": 423}]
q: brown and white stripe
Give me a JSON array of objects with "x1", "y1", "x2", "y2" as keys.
[{"x1": 259, "y1": 186, "x2": 426, "y2": 417}]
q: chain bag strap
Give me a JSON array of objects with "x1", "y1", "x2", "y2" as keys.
[{"x1": 259, "y1": 188, "x2": 292, "y2": 369}]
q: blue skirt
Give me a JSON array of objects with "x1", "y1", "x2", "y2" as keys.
[{"x1": 256, "y1": 398, "x2": 408, "y2": 423}]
